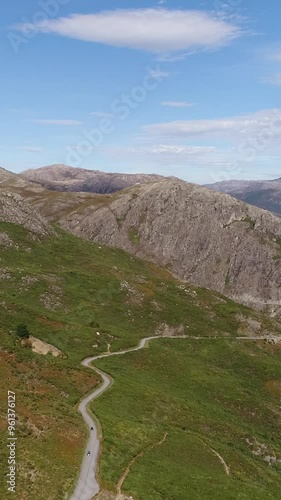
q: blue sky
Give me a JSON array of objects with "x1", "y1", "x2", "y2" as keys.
[{"x1": 0, "y1": 0, "x2": 280, "y2": 183}]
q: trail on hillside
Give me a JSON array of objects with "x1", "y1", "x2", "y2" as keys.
[
  {"x1": 116, "y1": 432, "x2": 168, "y2": 496},
  {"x1": 70, "y1": 334, "x2": 278, "y2": 500},
  {"x1": 69, "y1": 335, "x2": 186, "y2": 500}
]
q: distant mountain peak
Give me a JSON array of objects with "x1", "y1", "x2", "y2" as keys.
[
  {"x1": 21, "y1": 164, "x2": 169, "y2": 194},
  {"x1": 206, "y1": 178, "x2": 281, "y2": 216}
]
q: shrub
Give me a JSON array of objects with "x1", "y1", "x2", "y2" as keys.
[{"x1": 16, "y1": 324, "x2": 30, "y2": 340}]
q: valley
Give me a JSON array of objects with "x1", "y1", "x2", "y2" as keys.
[
  {"x1": 0, "y1": 168, "x2": 281, "y2": 499},
  {"x1": 2, "y1": 3, "x2": 281, "y2": 498}
]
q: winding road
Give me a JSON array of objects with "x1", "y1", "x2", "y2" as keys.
[
  {"x1": 70, "y1": 335, "x2": 186, "y2": 500},
  {"x1": 70, "y1": 333, "x2": 280, "y2": 500}
]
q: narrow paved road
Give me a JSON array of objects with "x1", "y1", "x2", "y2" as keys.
[
  {"x1": 70, "y1": 333, "x2": 280, "y2": 500},
  {"x1": 70, "y1": 335, "x2": 186, "y2": 500}
]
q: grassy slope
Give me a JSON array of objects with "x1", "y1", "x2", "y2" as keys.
[
  {"x1": 94, "y1": 339, "x2": 281, "y2": 499},
  {"x1": 0, "y1": 221, "x2": 280, "y2": 499}
]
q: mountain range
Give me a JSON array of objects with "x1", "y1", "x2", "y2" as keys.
[
  {"x1": 21, "y1": 164, "x2": 169, "y2": 194},
  {"x1": 1, "y1": 165, "x2": 281, "y2": 315},
  {"x1": 1, "y1": 164, "x2": 281, "y2": 500},
  {"x1": 206, "y1": 178, "x2": 281, "y2": 216}
]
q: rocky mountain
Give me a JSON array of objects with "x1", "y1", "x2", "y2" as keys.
[
  {"x1": 206, "y1": 178, "x2": 281, "y2": 216},
  {"x1": 59, "y1": 179, "x2": 281, "y2": 313},
  {"x1": 2, "y1": 168, "x2": 281, "y2": 500},
  {"x1": 21, "y1": 164, "x2": 168, "y2": 194},
  {"x1": 2, "y1": 167, "x2": 281, "y2": 314},
  {"x1": 0, "y1": 166, "x2": 45, "y2": 193},
  {"x1": 0, "y1": 189, "x2": 53, "y2": 236}
]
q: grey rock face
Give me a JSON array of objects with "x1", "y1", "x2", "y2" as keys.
[
  {"x1": 60, "y1": 179, "x2": 281, "y2": 312},
  {"x1": 0, "y1": 190, "x2": 53, "y2": 236},
  {"x1": 0, "y1": 166, "x2": 45, "y2": 193}
]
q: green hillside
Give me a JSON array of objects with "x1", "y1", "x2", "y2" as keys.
[
  {"x1": 0, "y1": 221, "x2": 280, "y2": 499},
  {"x1": 94, "y1": 338, "x2": 281, "y2": 499}
]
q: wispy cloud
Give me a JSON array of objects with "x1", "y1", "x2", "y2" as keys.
[
  {"x1": 134, "y1": 144, "x2": 216, "y2": 156},
  {"x1": 149, "y1": 69, "x2": 170, "y2": 79},
  {"x1": 17, "y1": 146, "x2": 43, "y2": 153},
  {"x1": 98, "y1": 143, "x2": 226, "y2": 171},
  {"x1": 90, "y1": 111, "x2": 114, "y2": 118},
  {"x1": 20, "y1": 9, "x2": 242, "y2": 53},
  {"x1": 157, "y1": 52, "x2": 189, "y2": 62},
  {"x1": 263, "y1": 73, "x2": 281, "y2": 86},
  {"x1": 143, "y1": 109, "x2": 281, "y2": 138},
  {"x1": 30, "y1": 119, "x2": 82, "y2": 125},
  {"x1": 161, "y1": 101, "x2": 194, "y2": 108}
]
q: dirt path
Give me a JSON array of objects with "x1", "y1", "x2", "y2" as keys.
[
  {"x1": 116, "y1": 432, "x2": 168, "y2": 496},
  {"x1": 209, "y1": 447, "x2": 231, "y2": 476}
]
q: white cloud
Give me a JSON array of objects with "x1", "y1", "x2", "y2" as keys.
[
  {"x1": 98, "y1": 143, "x2": 230, "y2": 176},
  {"x1": 17, "y1": 146, "x2": 43, "y2": 153},
  {"x1": 30, "y1": 119, "x2": 82, "y2": 125},
  {"x1": 138, "y1": 144, "x2": 217, "y2": 156},
  {"x1": 90, "y1": 111, "x2": 114, "y2": 118},
  {"x1": 147, "y1": 69, "x2": 170, "y2": 79},
  {"x1": 161, "y1": 101, "x2": 194, "y2": 108},
  {"x1": 157, "y1": 52, "x2": 189, "y2": 62},
  {"x1": 263, "y1": 73, "x2": 281, "y2": 86},
  {"x1": 26, "y1": 9, "x2": 241, "y2": 53},
  {"x1": 143, "y1": 109, "x2": 281, "y2": 138}
]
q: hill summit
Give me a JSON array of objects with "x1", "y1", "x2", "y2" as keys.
[{"x1": 21, "y1": 164, "x2": 169, "y2": 194}]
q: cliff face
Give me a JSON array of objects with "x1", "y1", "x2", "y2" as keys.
[
  {"x1": 2, "y1": 166, "x2": 281, "y2": 314},
  {"x1": 0, "y1": 189, "x2": 53, "y2": 236},
  {"x1": 60, "y1": 179, "x2": 281, "y2": 313}
]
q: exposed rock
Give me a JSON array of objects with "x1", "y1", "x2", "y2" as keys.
[
  {"x1": 0, "y1": 268, "x2": 12, "y2": 280},
  {"x1": 120, "y1": 280, "x2": 145, "y2": 305},
  {"x1": 237, "y1": 316, "x2": 262, "y2": 336},
  {"x1": 59, "y1": 179, "x2": 281, "y2": 312},
  {"x1": 21, "y1": 164, "x2": 170, "y2": 194},
  {"x1": 156, "y1": 323, "x2": 185, "y2": 337},
  {"x1": 39, "y1": 287, "x2": 63, "y2": 311},
  {"x1": 0, "y1": 232, "x2": 14, "y2": 247},
  {"x1": 246, "y1": 437, "x2": 281, "y2": 466},
  {"x1": 0, "y1": 189, "x2": 54, "y2": 236},
  {"x1": 28, "y1": 336, "x2": 62, "y2": 357}
]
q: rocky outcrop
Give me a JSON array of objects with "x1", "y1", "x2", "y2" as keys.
[
  {"x1": 0, "y1": 166, "x2": 45, "y2": 193},
  {"x1": 0, "y1": 190, "x2": 53, "y2": 236},
  {"x1": 28, "y1": 336, "x2": 62, "y2": 357},
  {"x1": 60, "y1": 179, "x2": 281, "y2": 312}
]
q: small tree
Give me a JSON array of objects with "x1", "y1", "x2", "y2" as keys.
[{"x1": 16, "y1": 324, "x2": 30, "y2": 340}]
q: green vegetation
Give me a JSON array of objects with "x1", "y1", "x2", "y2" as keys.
[
  {"x1": 242, "y1": 217, "x2": 256, "y2": 230},
  {"x1": 129, "y1": 227, "x2": 140, "y2": 245},
  {"x1": 225, "y1": 271, "x2": 231, "y2": 286},
  {"x1": 16, "y1": 324, "x2": 30, "y2": 339},
  {"x1": 0, "y1": 220, "x2": 280, "y2": 499},
  {"x1": 223, "y1": 217, "x2": 256, "y2": 230},
  {"x1": 94, "y1": 338, "x2": 281, "y2": 499}
]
